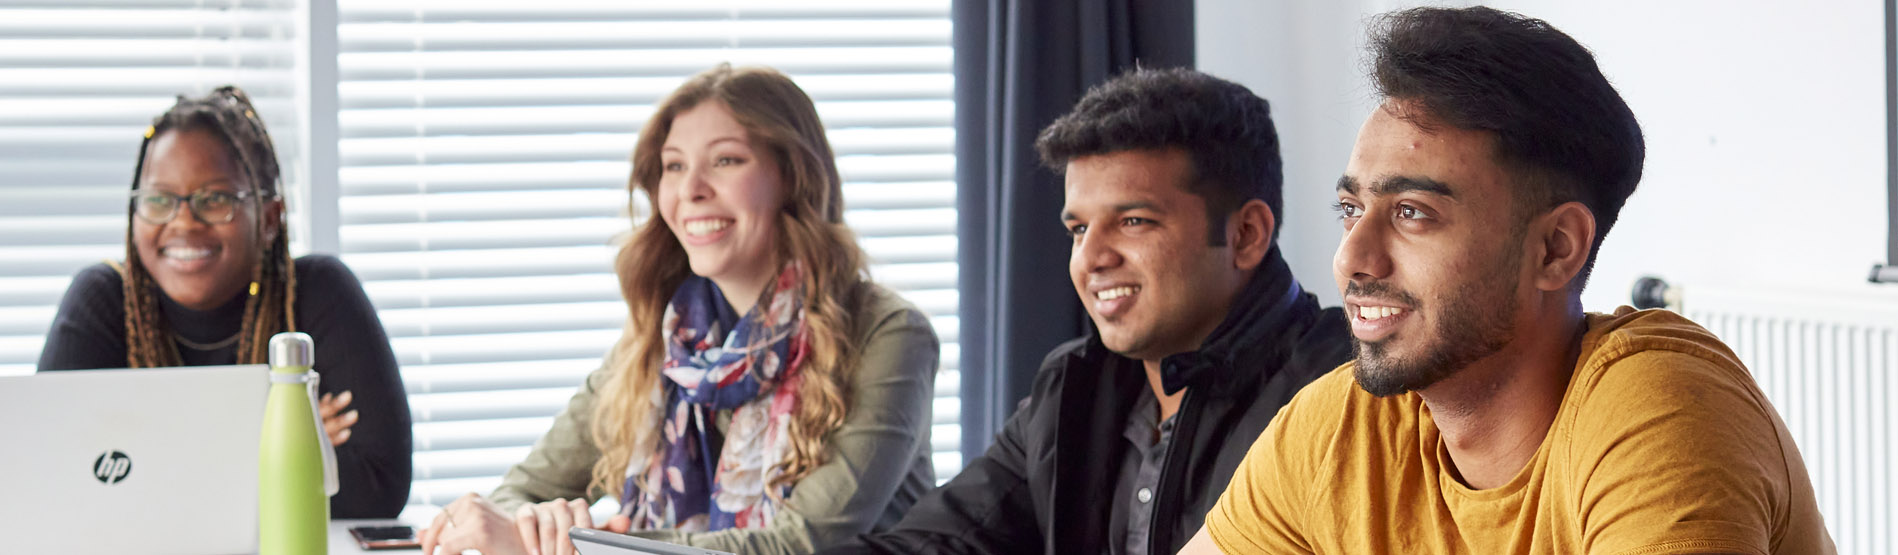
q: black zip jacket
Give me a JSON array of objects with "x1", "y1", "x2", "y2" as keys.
[{"x1": 823, "y1": 253, "x2": 1353, "y2": 555}]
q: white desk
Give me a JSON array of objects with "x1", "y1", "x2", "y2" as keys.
[{"x1": 326, "y1": 503, "x2": 620, "y2": 554}]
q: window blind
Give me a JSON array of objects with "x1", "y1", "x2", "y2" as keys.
[
  {"x1": 334, "y1": 0, "x2": 960, "y2": 505},
  {"x1": 0, "y1": 0, "x2": 302, "y2": 376}
]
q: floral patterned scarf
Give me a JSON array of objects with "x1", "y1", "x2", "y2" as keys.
[{"x1": 621, "y1": 263, "x2": 809, "y2": 532}]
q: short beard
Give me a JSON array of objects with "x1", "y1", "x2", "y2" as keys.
[{"x1": 1352, "y1": 247, "x2": 1522, "y2": 398}]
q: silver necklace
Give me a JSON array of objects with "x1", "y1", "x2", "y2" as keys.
[{"x1": 175, "y1": 331, "x2": 241, "y2": 351}]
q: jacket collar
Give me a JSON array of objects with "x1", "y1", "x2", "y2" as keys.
[
  {"x1": 1158, "y1": 250, "x2": 1318, "y2": 395},
  {"x1": 1067, "y1": 249, "x2": 1321, "y2": 395}
]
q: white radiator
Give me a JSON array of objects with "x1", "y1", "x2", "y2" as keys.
[{"x1": 1662, "y1": 284, "x2": 1897, "y2": 554}]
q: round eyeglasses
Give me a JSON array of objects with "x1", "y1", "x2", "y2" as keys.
[{"x1": 128, "y1": 189, "x2": 265, "y2": 225}]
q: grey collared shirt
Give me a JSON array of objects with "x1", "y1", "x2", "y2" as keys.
[{"x1": 1108, "y1": 391, "x2": 1177, "y2": 555}]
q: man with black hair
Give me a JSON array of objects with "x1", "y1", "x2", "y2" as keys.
[
  {"x1": 1182, "y1": 7, "x2": 1832, "y2": 554},
  {"x1": 822, "y1": 68, "x2": 1351, "y2": 555}
]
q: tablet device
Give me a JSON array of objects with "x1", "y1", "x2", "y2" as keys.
[{"x1": 569, "y1": 527, "x2": 735, "y2": 555}]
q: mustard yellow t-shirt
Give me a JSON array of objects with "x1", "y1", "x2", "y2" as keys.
[{"x1": 1206, "y1": 307, "x2": 1833, "y2": 555}]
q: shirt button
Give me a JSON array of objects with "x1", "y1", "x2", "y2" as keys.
[{"x1": 1137, "y1": 487, "x2": 1153, "y2": 503}]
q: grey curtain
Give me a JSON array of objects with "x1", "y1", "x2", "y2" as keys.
[
  {"x1": 954, "y1": 0, "x2": 1194, "y2": 460},
  {"x1": 1884, "y1": 0, "x2": 1898, "y2": 282}
]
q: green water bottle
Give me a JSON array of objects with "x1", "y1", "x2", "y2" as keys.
[{"x1": 260, "y1": 332, "x2": 337, "y2": 554}]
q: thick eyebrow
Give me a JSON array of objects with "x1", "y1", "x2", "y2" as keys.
[
  {"x1": 1337, "y1": 174, "x2": 1455, "y2": 199},
  {"x1": 1373, "y1": 176, "x2": 1455, "y2": 198},
  {"x1": 661, "y1": 136, "x2": 747, "y2": 154},
  {"x1": 142, "y1": 178, "x2": 238, "y2": 192},
  {"x1": 1060, "y1": 201, "x2": 1162, "y2": 222}
]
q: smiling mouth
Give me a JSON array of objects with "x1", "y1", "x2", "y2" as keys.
[
  {"x1": 683, "y1": 219, "x2": 732, "y2": 237},
  {"x1": 1355, "y1": 305, "x2": 1408, "y2": 321},
  {"x1": 161, "y1": 246, "x2": 216, "y2": 261},
  {"x1": 1096, "y1": 285, "x2": 1139, "y2": 300}
]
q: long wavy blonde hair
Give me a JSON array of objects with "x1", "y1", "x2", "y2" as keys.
[{"x1": 589, "y1": 64, "x2": 870, "y2": 499}]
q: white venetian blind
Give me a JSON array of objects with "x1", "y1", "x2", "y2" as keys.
[
  {"x1": 0, "y1": 0, "x2": 302, "y2": 376},
  {"x1": 333, "y1": 0, "x2": 960, "y2": 505}
]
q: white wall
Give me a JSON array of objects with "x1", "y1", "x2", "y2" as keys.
[{"x1": 1198, "y1": 0, "x2": 1897, "y2": 311}]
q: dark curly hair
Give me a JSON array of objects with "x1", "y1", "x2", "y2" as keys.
[
  {"x1": 1035, "y1": 67, "x2": 1282, "y2": 246},
  {"x1": 1369, "y1": 6, "x2": 1645, "y2": 289}
]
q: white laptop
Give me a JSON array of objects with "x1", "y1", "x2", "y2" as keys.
[{"x1": 0, "y1": 365, "x2": 268, "y2": 555}]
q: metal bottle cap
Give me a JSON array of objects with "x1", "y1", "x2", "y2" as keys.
[{"x1": 268, "y1": 332, "x2": 315, "y2": 368}]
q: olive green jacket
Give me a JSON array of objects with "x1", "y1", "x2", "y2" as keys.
[{"x1": 490, "y1": 285, "x2": 939, "y2": 555}]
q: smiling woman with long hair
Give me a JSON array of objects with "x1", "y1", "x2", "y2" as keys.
[
  {"x1": 38, "y1": 86, "x2": 412, "y2": 518},
  {"x1": 419, "y1": 65, "x2": 940, "y2": 555}
]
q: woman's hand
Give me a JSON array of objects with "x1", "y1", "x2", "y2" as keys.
[
  {"x1": 419, "y1": 493, "x2": 530, "y2": 555},
  {"x1": 420, "y1": 494, "x2": 633, "y2": 555},
  {"x1": 317, "y1": 390, "x2": 357, "y2": 446},
  {"x1": 516, "y1": 498, "x2": 606, "y2": 555}
]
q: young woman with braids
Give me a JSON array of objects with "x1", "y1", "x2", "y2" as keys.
[
  {"x1": 37, "y1": 86, "x2": 412, "y2": 518},
  {"x1": 418, "y1": 65, "x2": 940, "y2": 555}
]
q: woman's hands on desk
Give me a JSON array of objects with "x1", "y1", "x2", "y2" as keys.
[
  {"x1": 318, "y1": 390, "x2": 357, "y2": 446},
  {"x1": 418, "y1": 493, "x2": 634, "y2": 555}
]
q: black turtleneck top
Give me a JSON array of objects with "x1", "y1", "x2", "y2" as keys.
[{"x1": 37, "y1": 254, "x2": 412, "y2": 518}]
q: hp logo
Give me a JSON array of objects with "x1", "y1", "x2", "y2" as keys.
[{"x1": 93, "y1": 450, "x2": 132, "y2": 484}]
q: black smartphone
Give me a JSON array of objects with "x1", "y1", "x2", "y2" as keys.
[{"x1": 349, "y1": 525, "x2": 421, "y2": 551}]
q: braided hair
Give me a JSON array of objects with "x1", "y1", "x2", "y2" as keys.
[{"x1": 123, "y1": 85, "x2": 298, "y2": 367}]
